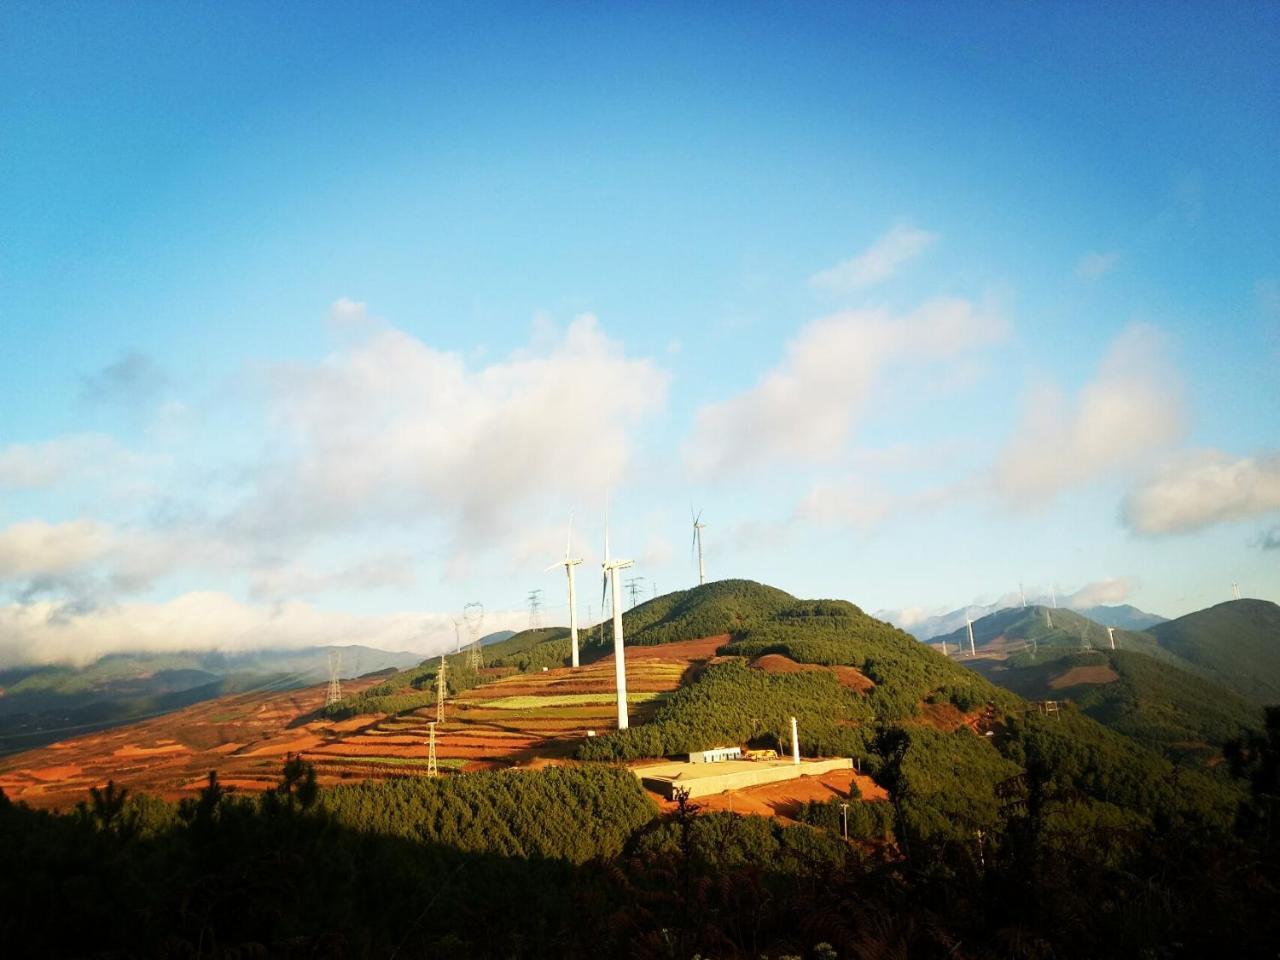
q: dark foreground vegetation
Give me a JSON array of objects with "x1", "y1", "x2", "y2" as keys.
[{"x1": 3, "y1": 709, "x2": 1279, "y2": 959}]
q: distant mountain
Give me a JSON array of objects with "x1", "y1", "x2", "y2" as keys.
[
  {"x1": 0, "y1": 644, "x2": 422, "y2": 754},
  {"x1": 480, "y1": 630, "x2": 517, "y2": 647},
  {"x1": 1146, "y1": 599, "x2": 1280, "y2": 705},
  {"x1": 889, "y1": 601, "x2": 1166, "y2": 641},
  {"x1": 1075, "y1": 604, "x2": 1167, "y2": 631}
]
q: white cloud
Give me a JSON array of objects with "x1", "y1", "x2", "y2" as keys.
[
  {"x1": 0, "y1": 518, "x2": 245, "y2": 600},
  {"x1": 1122, "y1": 450, "x2": 1280, "y2": 535},
  {"x1": 0, "y1": 520, "x2": 115, "y2": 578},
  {"x1": 1066, "y1": 576, "x2": 1134, "y2": 608},
  {"x1": 797, "y1": 476, "x2": 971, "y2": 532},
  {"x1": 231, "y1": 308, "x2": 669, "y2": 549},
  {"x1": 0, "y1": 434, "x2": 148, "y2": 490},
  {"x1": 1076, "y1": 250, "x2": 1120, "y2": 280},
  {"x1": 994, "y1": 323, "x2": 1184, "y2": 505},
  {"x1": 0, "y1": 592, "x2": 529, "y2": 667},
  {"x1": 810, "y1": 223, "x2": 937, "y2": 293},
  {"x1": 686, "y1": 297, "x2": 1006, "y2": 477},
  {"x1": 248, "y1": 555, "x2": 417, "y2": 601}
]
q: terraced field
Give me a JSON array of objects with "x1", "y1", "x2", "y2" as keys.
[
  {"x1": 0, "y1": 635, "x2": 725, "y2": 808},
  {"x1": 302, "y1": 646, "x2": 708, "y2": 776}
]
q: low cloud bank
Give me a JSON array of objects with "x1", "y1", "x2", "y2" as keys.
[{"x1": 0, "y1": 593, "x2": 528, "y2": 668}]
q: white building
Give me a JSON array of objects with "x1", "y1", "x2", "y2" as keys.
[{"x1": 687, "y1": 746, "x2": 742, "y2": 764}]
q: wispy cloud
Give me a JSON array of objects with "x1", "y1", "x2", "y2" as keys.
[
  {"x1": 1122, "y1": 449, "x2": 1280, "y2": 535},
  {"x1": 1075, "y1": 250, "x2": 1120, "y2": 280},
  {"x1": 0, "y1": 434, "x2": 150, "y2": 491},
  {"x1": 1066, "y1": 576, "x2": 1134, "y2": 607},
  {"x1": 1255, "y1": 524, "x2": 1280, "y2": 551},
  {"x1": 994, "y1": 323, "x2": 1184, "y2": 505},
  {"x1": 79, "y1": 352, "x2": 168, "y2": 409},
  {"x1": 810, "y1": 223, "x2": 937, "y2": 293},
  {"x1": 686, "y1": 297, "x2": 1006, "y2": 477}
]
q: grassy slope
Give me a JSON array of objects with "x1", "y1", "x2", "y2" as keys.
[{"x1": 1146, "y1": 599, "x2": 1280, "y2": 705}]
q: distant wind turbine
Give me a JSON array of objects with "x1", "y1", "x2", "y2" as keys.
[
  {"x1": 1107, "y1": 626, "x2": 1116, "y2": 650},
  {"x1": 602, "y1": 506, "x2": 635, "y2": 730},
  {"x1": 1233, "y1": 582, "x2": 1242, "y2": 601},
  {"x1": 966, "y1": 618, "x2": 977, "y2": 657},
  {"x1": 691, "y1": 508, "x2": 707, "y2": 586},
  {"x1": 546, "y1": 516, "x2": 584, "y2": 668}
]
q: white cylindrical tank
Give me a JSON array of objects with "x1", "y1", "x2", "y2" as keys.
[{"x1": 790, "y1": 716, "x2": 800, "y2": 765}]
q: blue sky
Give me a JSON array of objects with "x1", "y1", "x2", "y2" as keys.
[{"x1": 2, "y1": 2, "x2": 1277, "y2": 662}]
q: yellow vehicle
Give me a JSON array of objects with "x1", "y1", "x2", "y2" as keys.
[{"x1": 744, "y1": 749, "x2": 779, "y2": 761}]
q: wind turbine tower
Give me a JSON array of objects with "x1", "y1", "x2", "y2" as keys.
[
  {"x1": 966, "y1": 618, "x2": 977, "y2": 657},
  {"x1": 1051, "y1": 584, "x2": 1058, "y2": 609},
  {"x1": 1233, "y1": 583, "x2": 1242, "y2": 601},
  {"x1": 691, "y1": 509, "x2": 707, "y2": 586},
  {"x1": 325, "y1": 651, "x2": 343, "y2": 707},
  {"x1": 601, "y1": 516, "x2": 635, "y2": 730},
  {"x1": 1107, "y1": 626, "x2": 1116, "y2": 651},
  {"x1": 547, "y1": 519, "x2": 584, "y2": 667},
  {"x1": 1019, "y1": 582, "x2": 1026, "y2": 608}
]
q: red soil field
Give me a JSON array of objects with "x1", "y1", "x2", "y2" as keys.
[
  {"x1": 652, "y1": 767, "x2": 888, "y2": 820},
  {"x1": 750, "y1": 654, "x2": 875, "y2": 693},
  {"x1": 1049, "y1": 664, "x2": 1119, "y2": 689}
]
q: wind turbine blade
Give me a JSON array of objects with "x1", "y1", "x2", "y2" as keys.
[{"x1": 544, "y1": 561, "x2": 562, "y2": 573}]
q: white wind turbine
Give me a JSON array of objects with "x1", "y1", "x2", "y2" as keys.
[
  {"x1": 691, "y1": 508, "x2": 707, "y2": 586},
  {"x1": 601, "y1": 509, "x2": 634, "y2": 730},
  {"x1": 546, "y1": 516, "x2": 584, "y2": 668}
]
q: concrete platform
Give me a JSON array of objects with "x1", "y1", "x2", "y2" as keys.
[{"x1": 633, "y1": 756, "x2": 853, "y2": 800}]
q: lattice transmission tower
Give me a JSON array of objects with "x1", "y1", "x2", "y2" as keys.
[
  {"x1": 624, "y1": 576, "x2": 645, "y2": 609},
  {"x1": 435, "y1": 655, "x2": 447, "y2": 724},
  {"x1": 325, "y1": 651, "x2": 343, "y2": 706},
  {"x1": 426, "y1": 721, "x2": 438, "y2": 777},
  {"x1": 527, "y1": 588, "x2": 544, "y2": 629},
  {"x1": 463, "y1": 601, "x2": 485, "y2": 670}
]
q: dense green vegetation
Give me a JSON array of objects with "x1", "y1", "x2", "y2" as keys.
[
  {"x1": 969, "y1": 647, "x2": 1262, "y2": 764},
  {"x1": 2, "y1": 737, "x2": 1276, "y2": 958},
  {"x1": 724, "y1": 597, "x2": 1013, "y2": 719},
  {"x1": 1147, "y1": 598, "x2": 1280, "y2": 704},
  {"x1": 580, "y1": 659, "x2": 874, "y2": 760},
  {"x1": 602, "y1": 578, "x2": 797, "y2": 647},
  {"x1": 320, "y1": 764, "x2": 653, "y2": 862}
]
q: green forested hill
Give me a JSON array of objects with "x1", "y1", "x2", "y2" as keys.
[
  {"x1": 931, "y1": 604, "x2": 1175, "y2": 661},
  {"x1": 966, "y1": 647, "x2": 1262, "y2": 764},
  {"x1": 1146, "y1": 599, "x2": 1280, "y2": 705}
]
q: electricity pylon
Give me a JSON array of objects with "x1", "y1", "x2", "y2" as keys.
[
  {"x1": 426, "y1": 721, "x2": 438, "y2": 777},
  {"x1": 325, "y1": 651, "x2": 343, "y2": 706},
  {"x1": 435, "y1": 655, "x2": 447, "y2": 724}
]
